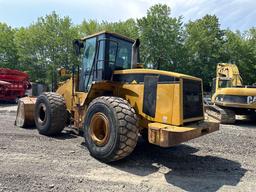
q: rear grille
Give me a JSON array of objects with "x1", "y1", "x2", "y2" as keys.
[{"x1": 183, "y1": 79, "x2": 204, "y2": 120}]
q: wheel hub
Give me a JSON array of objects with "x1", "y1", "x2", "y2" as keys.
[
  {"x1": 38, "y1": 103, "x2": 47, "y2": 125},
  {"x1": 90, "y1": 112, "x2": 110, "y2": 146}
]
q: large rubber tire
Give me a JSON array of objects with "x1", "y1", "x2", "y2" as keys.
[
  {"x1": 34, "y1": 92, "x2": 67, "y2": 136},
  {"x1": 84, "y1": 96, "x2": 138, "y2": 162}
]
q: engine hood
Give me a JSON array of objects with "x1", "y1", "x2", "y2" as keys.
[{"x1": 114, "y1": 69, "x2": 201, "y2": 81}]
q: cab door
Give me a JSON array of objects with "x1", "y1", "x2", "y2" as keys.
[
  {"x1": 79, "y1": 36, "x2": 108, "y2": 92},
  {"x1": 79, "y1": 37, "x2": 97, "y2": 91}
]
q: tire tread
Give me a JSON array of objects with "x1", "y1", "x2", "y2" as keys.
[
  {"x1": 87, "y1": 96, "x2": 138, "y2": 162},
  {"x1": 36, "y1": 92, "x2": 67, "y2": 135}
]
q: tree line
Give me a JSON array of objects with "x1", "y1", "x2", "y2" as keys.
[{"x1": 0, "y1": 4, "x2": 255, "y2": 90}]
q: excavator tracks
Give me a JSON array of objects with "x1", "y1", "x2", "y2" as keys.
[{"x1": 204, "y1": 104, "x2": 236, "y2": 124}]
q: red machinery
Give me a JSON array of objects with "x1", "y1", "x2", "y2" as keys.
[{"x1": 0, "y1": 68, "x2": 31, "y2": 102}]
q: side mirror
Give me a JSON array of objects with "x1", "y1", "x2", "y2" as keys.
[{"x1": 73, "y1": 39, "x2": 84, "y2": 56}]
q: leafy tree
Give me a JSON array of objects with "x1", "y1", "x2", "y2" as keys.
[
  {"x1": 79, "y1": 19, "x2": 138, "y2": 39},
  {"x1": 101, "y1": 19, "x2": 138, "y2": 39},
  {"x1": 14, "y1": 26, "x2": 43, "y2": 80},
  {"x1": 220, "y1": 29, "x2": 256, "y2": 84},
  {"x1": 137, "y1": 4, "x2": 184, "y2": 70},
  {"x1": 0, "y1": 22, "x2": 18, "y2": 69},
  {"x1": 14, "y1": 12, "x2": 79, "y2": 86},
  {"x1": 79, "y1": 19, "x2": 102, "y2": 36},
  {"x1": 184, "y1": 15, "x2": 224, "y2": 90},
  {"x1": 244, "y1": 28, "x2": 256, "y2": 84}
]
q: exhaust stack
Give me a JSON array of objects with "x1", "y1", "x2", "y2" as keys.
[{"x1": 131, "y1": 39, "x2": 140, "y2": 68}]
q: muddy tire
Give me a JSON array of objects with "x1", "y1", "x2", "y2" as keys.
[
  {"x1": 34, "y1": 92, "x2": 67, "y2": 136},
  {"x1": 84, "y1": 96, "x2": 138, "y2": 162}
]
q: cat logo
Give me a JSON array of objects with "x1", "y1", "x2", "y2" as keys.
[{"x1": 247, "y1": 96, "x2": 256, "y2": 104}]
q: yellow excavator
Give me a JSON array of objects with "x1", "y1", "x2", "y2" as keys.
[
  {"x1": 205, "y1": 63, "x2": 256, "y2": 124},
  {"x1": 15, "y1": 31, "x2": 218, "y2": 162}
]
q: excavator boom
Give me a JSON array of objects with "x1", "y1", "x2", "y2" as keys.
[{"x1": 216, "y1": 63, "x2": 243, "y2": 87}]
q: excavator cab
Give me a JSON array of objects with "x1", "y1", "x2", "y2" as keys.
[
  {"x1": 211, "y1": 77, "x2": 233, "y2": 97},
  {"x1": 216, "y1": 77, "x2": 232, "y2": 88}
]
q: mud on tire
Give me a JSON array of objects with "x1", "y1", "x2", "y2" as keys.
[
  {"x1": 84, "y1": 96, "x2": 139, "y2": 162},
  {"x1": 34, "y1": 92, "x2": 67, "y2": 136}
]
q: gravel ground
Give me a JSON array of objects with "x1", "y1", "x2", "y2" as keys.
[
  {"x1": 0, "y1": 111, "x2": 256, "y2": 192},
  {"x1": 0, "y1": 104, "x2": 17, "y2": 113}
]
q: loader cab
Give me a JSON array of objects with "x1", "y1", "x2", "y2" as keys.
[{"x1": 74, "y1": 32, "x2": 135, "y2": 92}]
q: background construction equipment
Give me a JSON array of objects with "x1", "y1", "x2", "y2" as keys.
[{"x1": 205, "y1": 63, "x2": 256, "y2": 124}]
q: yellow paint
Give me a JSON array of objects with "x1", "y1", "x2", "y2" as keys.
[
  {"x1": 56, "y1": 77, "x2": 87, "y2": 112},
  {"x1": 148, "y1": 121, "x2": 219, "y2": 147},
  {"x1": 55, "y1": 68, "x2": 204, "y2": 129},
  {"x1": 38, "y1": 66, "x2": 205, "y2": 133},
  {"x1": 114, "y1": 68, "x2": 201, "y2": 81},
  {"x1": 212, "y1": 63, "x2": 256, "y2": 110},
  {"x1": 148, "y1": 122, "x2": 197, "y2": 132},
  {"x1": 216, "y1": 63, "x2": 242, "y2": 87},
  {"x1": 214, "y1": 87, "x2": 256, "y2": 96},
  {"x1": 114, "y1": 83, "x2": 183, "y2": 126},
  {"x1": 56, "y1": 78, "x2": 73, "y2": 111}
]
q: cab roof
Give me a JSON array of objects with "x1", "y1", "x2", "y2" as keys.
[{"x1": 81, "y1": 31, "x2": 135, "y2": 43}]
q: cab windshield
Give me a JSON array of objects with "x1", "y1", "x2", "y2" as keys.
[{"x1": 219, "y1": 79, "x2": 232, "y2": 88}]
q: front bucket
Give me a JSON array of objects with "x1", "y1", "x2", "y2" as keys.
[{"x1": 15, "y1": 97, "x2": 37, "y2": 128}]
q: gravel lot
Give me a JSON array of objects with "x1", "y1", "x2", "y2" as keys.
[{"x1": 0, "y1": 108, "x2": 256, "y2": 192}]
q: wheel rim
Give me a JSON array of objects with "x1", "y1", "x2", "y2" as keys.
[
  {"x1": 89, "y1": 112, "x2": 110, "y2": 146},
  {"x1": 38, "y1": 103, "x2": 47, "y2": 125}
]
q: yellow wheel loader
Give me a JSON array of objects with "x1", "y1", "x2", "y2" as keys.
[
  {"x1": 205, "y1": 63, "x2": 256, "y2": 124},
  {"x1": 15, "y1": 31, "x2": 218, "y2": 162}
]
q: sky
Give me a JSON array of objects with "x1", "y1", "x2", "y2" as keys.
[{"x1": 0, "y1": 0, "x2": 255, "y2": 31}]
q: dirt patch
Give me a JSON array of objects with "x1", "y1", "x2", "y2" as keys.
[{"x1": 0, "y1": 113, "x2": 256, "y2": 192}]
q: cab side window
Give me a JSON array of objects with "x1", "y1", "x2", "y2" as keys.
[
  {"x1": 109, "y1": 37, "x2": 132, "y2": 70},
  {"x1": 115, "y1": 40, "x2": 132, "y2": 70}
]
